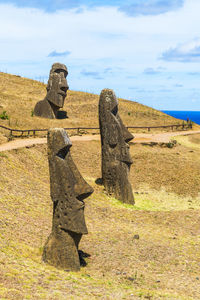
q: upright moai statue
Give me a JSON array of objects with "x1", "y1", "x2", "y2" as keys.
[
  {"x1": 43, "y1": 128, "x2": 94, "y2": 271},
  {"x1": 34, "y1": 63, "x2": 69, "y2": 119},
  {"x1": 99, "y1": 89, "x2": 135, "y2": 205}
]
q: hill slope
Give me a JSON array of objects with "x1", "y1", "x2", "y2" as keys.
[
  {"x1": 0, "y1": 138, "x2": 200, "y2": 299},
  {"x1": 1, "y1": 72, "x2": 200, "y2": 299},
  {"x1": 0, "y1": 72, "x2": 192, "y2": 139}
]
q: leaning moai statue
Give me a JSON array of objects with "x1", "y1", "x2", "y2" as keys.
[
  {"x1": 34, "y1": 63, "x2": 69, "y2": 119},
  {"x1": 99, "y1": 89, "x2": 135, "y2": 205},
  {"x1": 43, "y1": 128, "x2": 94, "y2": 271}
]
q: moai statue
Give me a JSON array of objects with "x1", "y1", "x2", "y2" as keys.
[
  {"x1": 99, "y1": 89, "x2": 135, "y2": 205},
  {"x1": 34, "y1": 63, "x2": 69, "y2": 119},
  {"x1": 43, "y1": 128, "x2": 94, "y2": 271}
]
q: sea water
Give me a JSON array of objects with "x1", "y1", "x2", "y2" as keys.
[{"x1": 162, "y1": 111, "x2": 200, "y2": 125}]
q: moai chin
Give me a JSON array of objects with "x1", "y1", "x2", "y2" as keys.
[
  {"x1": 99, "y1": 89, "x2": 135, "y2": 205},
  {"x1": 34, "y1": 63, "x2": 69, "y2": 119},
  {"x1": 43, "y1": 128, "x2": 94, "y2": 271}
]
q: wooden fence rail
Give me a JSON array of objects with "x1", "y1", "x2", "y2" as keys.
[
  {"x1": 0, "y1": 123, "x2": 192, "y2": 138},
  {"x1": 127, "y1": 123, "x2": 192, "y2": 132}
]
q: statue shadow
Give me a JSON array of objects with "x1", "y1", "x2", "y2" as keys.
[
  {"x1": 57, "y1": 110, "x2": 68, "y2": 119},
  {"x1": 78, "y1": 250, "x2": 91, "y2": 267}
]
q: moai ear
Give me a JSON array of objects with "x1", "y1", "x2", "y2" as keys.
[{"x1": 46, "y1": 78, "x2": 52, "y2": 92}]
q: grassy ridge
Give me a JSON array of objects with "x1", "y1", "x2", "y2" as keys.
[{"x1": 0, "y1": 72, "x2": 194, "y2": 140}]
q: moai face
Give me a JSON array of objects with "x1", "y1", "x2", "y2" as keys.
[
  {"x1": 47, "y1": 128, "x2": 93, "y2": 234},
  {"x1": 99, "y1": 89, "x2": 134, "y2": 205},
  {"x1": 46, "y1": 63, "x2": 69, "y2": 108},
  {"x1": 99, "y1": 89, "x2": 133, "y2": 166}
]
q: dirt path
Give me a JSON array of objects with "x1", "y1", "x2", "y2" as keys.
[
  {"x1": 0, "y1": 135, "x2": 100, "y2": 152},
  {"x1": 0, "y1": 130, "x2": 200, "y2": 152},
  {"x1": 133, "y1": 130, "x2": 200, "y2": 143}
]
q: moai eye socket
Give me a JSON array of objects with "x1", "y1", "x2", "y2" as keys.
[
  {"x1": 111, "y1": 105, "x2": 118, "y2": 116},
  {"x1": 54, "y1": 69, "x2": 68, "y2": 77},
  {"x1": 56, "y1": 145, "x2": 71, "y2": 159}
]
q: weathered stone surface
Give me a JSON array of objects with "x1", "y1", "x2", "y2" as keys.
[
  {"x1": 99, "y1": 89, "x2": 135, "y2": 205},
  {"x1": 43, "y1": 128, "x2": 93, "y2": 271},
  {"x1": 34, "y1": 63, "x2": 69, "y2": 119}
]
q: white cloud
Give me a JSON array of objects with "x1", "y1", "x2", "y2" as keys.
[
  {"x1": 161, "y1": 39, "x2": 200, "y2": 62},
  {"x1": 1, "y1": 0, "x2": 200, "y2": 110},
  {"x1": 120, "y1": 0, "x2": 184, "y2": 17}
]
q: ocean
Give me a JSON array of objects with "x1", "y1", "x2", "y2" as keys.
[{"x1": 162, "y1": 111, "x2": 200, "y2": 125}]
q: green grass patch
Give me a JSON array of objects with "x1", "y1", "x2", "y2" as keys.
[
  {"x1": 173, "y1": 135, "x2": 200, "y2": 150},
  {"x1": 107, "y1": 187, "x2": 200, "y2": 211}
]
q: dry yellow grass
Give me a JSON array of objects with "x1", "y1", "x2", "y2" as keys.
[
  {"x1": 0, "y1": 136, "x2": 200, "y2": 299},
  {"x1": 72, "y1": 139, "x2": 200, "y2": 198},
  {"x1": 1, "y1": 72, "x2": 200, "y2": 299}
]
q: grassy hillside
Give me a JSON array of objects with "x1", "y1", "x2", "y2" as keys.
[
  {"x1": 1, "y1": 71, "x2": 200, "y2": 299},
  {"x1": 0, "y1": 71, "x2": 196, "y2": 141},
  {"x1": 0, "y1": 134, "x2": 200, "y2": 299}
]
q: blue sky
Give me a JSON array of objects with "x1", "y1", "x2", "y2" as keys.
[{"x1": 0, "y1": 0, "x2": 200, "y2": 110}]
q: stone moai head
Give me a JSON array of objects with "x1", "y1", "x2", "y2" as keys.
[
  {"x1": 43, "y1": 128, "x2": 93, "y2": 271},
  {"x1": 46, "y1": 63, "x2": 69, "y2": 109},
  {"x1": 33, "y1": 63, "x2": 69, "y2": 119},
  {"x1": 99, "y1": 89, "x2": 134, "y2": 205}
]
